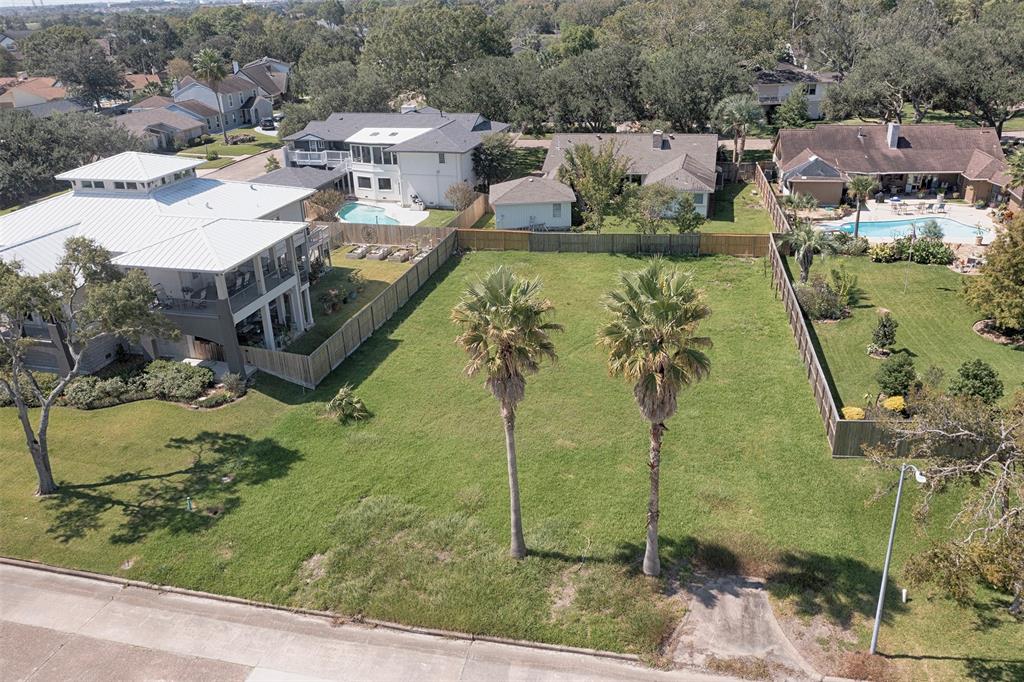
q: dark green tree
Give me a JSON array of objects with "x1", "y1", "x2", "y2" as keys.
[
  {"x1": 472, "y1": 133, "x2": 518, "y2": 191},
  {"x1": 62, "y1": 44, "x2": 128, "y2": 111},
  {"x1": 774, "y1": 85, "x2": 809, "y2": 129},
  {"x1": 876, "y1": 352, "x2": 917, "y2": 396},
  {"x1": 949, "y1": 359, "x2": 1004, "y2": 405},
  {"x1": 872, "y1": 312, "x2": 898, "y2": 351}
]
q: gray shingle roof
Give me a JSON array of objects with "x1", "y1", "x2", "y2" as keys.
[
  {"x1": 489, "y1": 176, "x2": 576, "y2": 205},
  {"x1": 115, "y1": 108, "x2": 206, "y2": 136},
  {"x1": 285, "y1": 108, "x2": 508, "y2": 154},
  {"x1": 542, "y1": 133, "x2": 719, "y2": 193},
  {"x1": 255, "y1": 166, "x2": 347, "y2": 190},
  {"x1": 22, "y1": 99, "x2": 87, "y2": 118},
  {"x1": 750, "y1": 61, "x2": 840, "y2": 85},
  {"x1": 239, "y1": 65, "x2": 285, "y2": 98},
  {"x1": 172, "y1": 99, "x2": 220, "y2": 118},
  {"x1": 179, "y1": 74, "x2": 255, "y2": 95}
]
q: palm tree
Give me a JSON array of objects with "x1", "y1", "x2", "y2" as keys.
[
  {"x1": 847, "y1": 175, "x2": 878, "y2": 239},
  {"x1": 451, "y1": 266, "x2": 561, "y2": 559},
  {"x1": 779, "y1": 192, "x2": 818, "y2": 225},
  {"x1": 192, "y1": 49, "x2": 229, "y2": 144},
  {"x1": 597, "y1": 259, "x2": 712, "y2": 577},
  {"x1": 1008, "y1": 149, "x2": 1024, "y2": 191},
  {"x1": 713, "y1": 94, "x2": 766, "y2": 164},
  {"x1": 779, "y1": 219, "x2": 838, "y2": 283}
]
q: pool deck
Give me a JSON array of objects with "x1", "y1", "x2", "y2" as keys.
[
  {"x1": 339, "y1": 199, "x2": 429, "y2": 226},
  {"x1": 817, "y1": 201, "x2": 998, "y2": 244}
]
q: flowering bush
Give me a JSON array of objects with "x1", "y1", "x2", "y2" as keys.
[
  {"x1": 882, "y1": 395, "x2": 906, "y2": 412},
  {"x1": 869, "y1": 236, "x2": 954, "y2": 265},
  {"x1": 842, "y1": 406, "x2": 866, "y2": 420}
]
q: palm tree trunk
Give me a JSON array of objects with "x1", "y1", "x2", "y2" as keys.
[
  {"x1": 502, "y1": 405, "x2": 527, "y2": 559},
  {"x1": 799, "y1": 249, "x2": 813, "y2": 283},
  {"x1": 643, "y1": 422, "x2": 664, "y2": 576},
  {"x1": 215, "y1": 86, "x2": 229, "y2": 145},
  {"x1": 738, "y1": 128, "x2": 746, "y2": 167},
  {"x1": 854, "y1": 199, "x2": 862, "y2": 239},
  {"x1": 732, "y1": 128, "x2": 740, "y2": 165}
]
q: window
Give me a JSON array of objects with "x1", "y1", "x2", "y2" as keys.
[
  {"x1": 552, "y1": 203, "x2": 562, "y2": 218},
  {"x1": 228, "y1": 94, "x2": 233, "y2": 107},
  {"x1": 114, "y1": 181, "x2": 126, "y2": 189},
  {"x1": 126, "y1": 182, "x2": 138, "y2": 190},
  {"x1": 438, "y1": 153, "x2": 446, "y2": 164},
  {"x1": 371, "y1": 146, "x2": 383, "y2": 165},
  {"x1": 378, "y1": 178, "x2": 392, "y2": 191},
  {"x1": 93, "y1": 181, "x2": 104, "y2": 189},
  {"x1": 692, "y1": 193, "x2": 705, "y2": 205},
  {"x1": 807, "y1": 84, "x2": 817, "y2": 96},
  {"x1": 383, "y1": 151, "x2": 397, "y2": 165},
  {"x1": 81, "y1": 180, "x2": 93, "y2": 188},
  {"x1": 357, "y1": 176, "x2": 372, "y2": 189}
]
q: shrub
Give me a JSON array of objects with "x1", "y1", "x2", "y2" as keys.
[
  {"x1": 833, "y1": 232, "x2": 869, "y2": 256},
  {"x1": 918, "y1": 219, "x2": 944, "y2": 240},
  {"x1": 195, "y1": 391, "x2": 234, "y2": 408},
  {"x1": 795, "y1": 274, "x2": 846, "y2": 320},
  {"x1": 0, "y1": 371, "x2": 60, "y2": 407},
  {"x1": 841, "y1": 406, "x2": 865, "y2": 420},
  {"x1": 948, "y1": 359, "x2": 1004, "y2": 404},
  {"x1": 869, "y1": 236, "x2": 954, "y2": 265},
  {"x1": 877, "y1": 353, "x2": 917, "y2": 396},
  {"x1": 325, "y1": 384, "x2": 370, "y2": 423},
  {"x1": 144, "y1": 360, "x2": 213, "y2": 402},
  {"x1": 444, "y1": 181, "x2": 478, "y2": 211},
  {"x1": 827, "y1": 265, "x2": 857, "y2": 306},
  {"x1": 882, "y1": 395, "x2": 906, "y2": 413},
  {"x1": 872, "y1": 312, "x2": 898, "y2": 350},
  {"x1": 869, "y1": 241, "x2": 900, "y2": 263},
  {"x1": 221, "y1": 372, "x2": 247, "y2": 397}
]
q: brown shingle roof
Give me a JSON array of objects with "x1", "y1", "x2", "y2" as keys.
[
  {"x1": 775, "y1": 124, "x2": 1006, "y2": 175},
  {"x1": 132, "y1": 95, "x2": 173, "y2": 110},
  {"x1": 115, "y1": 108, "x2": 206, "y2": 136},
  {"x1": 172, "y1": 99, "x2": 219, "y2": 118},
  {"x1": 542, "y1": 133, "x2": 719, "y2": 193}
]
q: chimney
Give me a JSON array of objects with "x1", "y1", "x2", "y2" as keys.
[
  {"x1": 652, "y1": 129, "x2": 664, "y2": 150},
  {"x1": 232, "y1": 60, "x2": 240, "y2": 75},
  {"x1": 886, "y1": 122, "x2": 900, "y2": 149},
  {"x1": 400, "y1": 103, "x2": 416, "y2": 113}
]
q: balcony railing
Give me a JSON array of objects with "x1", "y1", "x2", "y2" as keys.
[
  {"x1": 264, "y1": 268, "x2": 294, "y2": 292},
  {"x1": 286, "y1": 149, "x2": 352, "y2": 169},
  {"x1": 155, "y1": 296, "x2": 219, "y2": 318},
  {"x1": 227, "y1": 269, "x2": 296, "y2": 313}
]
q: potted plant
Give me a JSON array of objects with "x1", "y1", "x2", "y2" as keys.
[
  {"x1": 347, "y1": 271, "x2": 366, "y2": 293},
  {"x1": 973, "y1": 224, "x2": 985, "y2": 246},
  {"x1": 916, "y1": 190, "x2": 926, "y2": 199}
]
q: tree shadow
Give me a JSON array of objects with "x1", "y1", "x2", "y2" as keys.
[
  {"x1": 765, "y1": 551, "x2": 906, "y2": 629},
  {"x1": 45, "y1": 432, "x2": 301, "y2": 544},
  {"x1": 882, "y1": 653, "x2": 1023, "y2": 682},
  {"x1": 254, "y1": 253, "x2": 463, "y2": 406}
]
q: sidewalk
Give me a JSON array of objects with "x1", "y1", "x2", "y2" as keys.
[{"x1": 0, "y1": 561, "x2": 737, "y2": 682}]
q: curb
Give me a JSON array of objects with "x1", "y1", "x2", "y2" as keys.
[{"x1": 0, "y1": 556, "x2": 640, "y2": 665}]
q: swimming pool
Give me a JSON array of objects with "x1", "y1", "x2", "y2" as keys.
[
  {"x1": 337, "y1": 202, "x2": 400, "y2": 225},
  {"x1": 830, "y1": 217, "x2": 988, "y2": 243}
]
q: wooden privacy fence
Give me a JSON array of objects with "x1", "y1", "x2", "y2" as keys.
[
  {"x1": 313, "y1": 222, "x2": 455, "y2": 250},
  {"x1": 446, "y1": 194, "x2": 489, "y2": 228},
  {"x1": 242, "y1": 230, "x2": 457, "y2": 388},
  {"x1": 754, "y1": 164, "x2": 791, "y2": 234},
  {"x1": 457, "y1": 229, "x2": 770, "y2": 257}
]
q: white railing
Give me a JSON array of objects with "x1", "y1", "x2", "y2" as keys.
[{"x1": 285, "y1": 148, "x2": 352, "y2": 169}]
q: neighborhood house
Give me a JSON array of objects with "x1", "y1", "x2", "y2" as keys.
[
  {"x1": 488, "y1": 176, "x2": 576, "y2": 230},
  {"x1": 774, "y1": 122, "x2": 1022, "y2": 209},
  {"x1": 749, "y1": 61, "x2": 838, "y2": 121},
  {"x1": 542, "y1": 131, "x2": 720, "y2": 217},
  {"x1": 283, "y1": 106, "x2": 508, "y2": 209},
  {"x1": 0, "y1": 153, "x2": 322, "y2": 377}
]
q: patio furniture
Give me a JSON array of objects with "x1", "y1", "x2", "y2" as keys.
[
  {"x1": 923, "y1": 203, "x2": 935, "y2": 213},
  {"x1": 192, "y1": 289, "x2": 208, "y2": 309}
]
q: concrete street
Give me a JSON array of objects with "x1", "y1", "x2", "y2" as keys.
[
  {"x1": 201, "y1": 149, "x2": 284, "y2": 182},
  {"x1": 0, "y1": 562, "x2": 737, "y2": 682}
]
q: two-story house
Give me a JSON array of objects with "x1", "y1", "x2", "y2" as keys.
[
  {"x1": 171, "y1": 75, "x2": 272, "y2": 133},
  {"x1": 0, "y1": 153, "x2": 320, "y2": 376},
  {"x1": 749, "y1": 61, "x2": 839, "y2": 122},
  {"x1": 283, "y1": 107, "x2": 508, "y2": 208},
  {"x1": 235, "y1": 57, "x2": 290, "y2": 104}
]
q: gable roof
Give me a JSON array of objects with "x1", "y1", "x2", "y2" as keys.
[
  {"x1": 243, "y1": 56, "x2": 290, "y2": 70},
  {"x1": 131, "y1": 94, "x2": 173, "y2": 110},
  {"x1": 489, "y1": 176, "x2": 576, "y2": 205},
  {"x1": 171, "y1": 99, "x2": 220, "y2": 118},
  {"x1": 115, "y1": 109, "x2": 206, "y2": 137},
  {"x1": 750, "y1": 61, "x2": 839, "y2": 85},
  {"x1": 780, "y1": 150, "x2": 845, "y2": 183},
  {"x1": 238, "y1": 65, "x2": 286, "y2": 97},
  {"x1": 125, "y1": 73, "x2": 161, "y2": 91},
  {"x1": 0, "y1": 76, "x2": 66, "y2": 103},
  {"x1": 22, "y1": 99, "x2": 87, "y2": 118},
  {"x1": 775, "y1": 124, "x2": 1006, "y2": 176},
  {"x1": 55, "y1": 152, "x2": 203, "y2": 183},
  {"x1": 178, "y1": 74, "x2": 254, "y2": 95},
  {"x1": 255, "y1": 165, "x2": 348, "y2": 190},
  {"x1": 542, "y1": 133, "x2": 719, "y2": 193},
  {"x1": 285, "y1": 108, "x2": 508, "y2": 154}
]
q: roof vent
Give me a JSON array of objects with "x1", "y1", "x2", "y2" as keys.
[{"x1": 250, "y1": 184, "x2": 257, "y2": 190}]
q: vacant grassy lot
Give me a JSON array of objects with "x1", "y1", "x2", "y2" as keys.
[
  {"x1": 286, "y1": 247, "x2": 409, "y2": 354},
  {"x1": 788, "y1": 256, "x2": 1024, "y2": 408},
  {"x1": 177, "y1": 131, "x2": 282, "y2": 159},
  {"x1": 1, "y1": 253, "x2": 1018, "y2": 678}
]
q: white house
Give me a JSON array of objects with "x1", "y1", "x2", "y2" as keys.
[
  {"x1": 0, "y1": 153, "x2": 320, "y2": 376},
  {"x1": 542, "y1": 131, "x2": 719, "y2": 217},
  {"x1": 283, "y1": 107, "x2": 509, "y2": 209},
  {"x1": 749, "y1": 61, "x2": 839, "y2": 122},
  {"x1": 171, "y1": 75, "x2": 272, "y2": 133},
  {"x1": 488, "y1": 176, "x2": 575, "y2": 230}
]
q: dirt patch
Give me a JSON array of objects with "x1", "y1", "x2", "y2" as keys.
[
  {"x1": 119, "y1": 556, "x2": 137, "y2": 571},
  {"x1": 217, "y1": 545, "x2": 234, "y2": 560},
  {"x1": 973, "y1": 320, "x2": 1024, "y2": 349},
  {"x1": 299, "y1": 552, "x2": 327, "y2": 584},
  {"x1": 705, "y1": 654, "x2": 802, "y2": 681},
  {"x1": 548, "y1": 565, "x2": 587, "y2": 621}
]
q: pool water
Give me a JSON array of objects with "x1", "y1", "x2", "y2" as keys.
[
  {"x1": 831, "y1": 217, "x2": 987, "y2": 243},
  {"x1": 337, "y1": 202, "x2": 400, "y2": 225}
]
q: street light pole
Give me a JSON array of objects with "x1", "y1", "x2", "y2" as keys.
[{"x1": 869, "y1": 463, "x2": 926, "y2": 655}]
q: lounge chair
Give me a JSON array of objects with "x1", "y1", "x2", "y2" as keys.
[
  {"x1": 923, "y1": 203, "x2": 935, "y2": 213},
  {"x1": 935, "y1": 201, "x2": 946, "y2": 213}
]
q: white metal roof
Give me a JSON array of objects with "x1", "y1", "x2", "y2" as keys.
[
  {"x1": 54, "y1": 152, "x2": 205, "y2": 183},
  {"x1": 112, "y1": 218, "x2": 307, "y2": 273},
  {"x1": 0, "y1": 172, "x2": 314, "y2": 275},
  {"x1": 344, "y1": 127, "x2": 432, "y2": 145}
]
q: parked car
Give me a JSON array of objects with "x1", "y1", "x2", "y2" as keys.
[
  {"x1": 260, "y1": 118, "x2": 276, "y2": 131},
  {"x1": 272, "y1": 113, "x2": 285, "y2": 123}
]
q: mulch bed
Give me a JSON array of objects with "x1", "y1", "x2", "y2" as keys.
[{"x1": 973, "y1": 320, "x2": 1024, "y2": 349}]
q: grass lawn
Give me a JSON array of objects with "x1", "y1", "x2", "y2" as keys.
[
  {"x1": 177, "y1": 131, "x2": 282, "y2": 159},
  {"x1": 600, "y1": 182, "x2": 773, "y2": 235},
  {"x1": 285, "y1": 247, "x2": 410, "y2": 354},
  {"x1": 418, "y1": 210, "x2": 459, "y2": 227},
  {"x1": 472, "y1": 211, "x2": 496, "y2": 228},
  {"x1": 197, "y1": 157, "x2": 237, "y2": 170},
  {"x1": 0, "y1": 253, "x2": 1018, "y2": 678},
  {"x1": 836, "y1": 106, "x2": 1024, "y2": 132},
  {"x1": 787, "y1": 256, "x2": 1024, "y2": 409}
]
